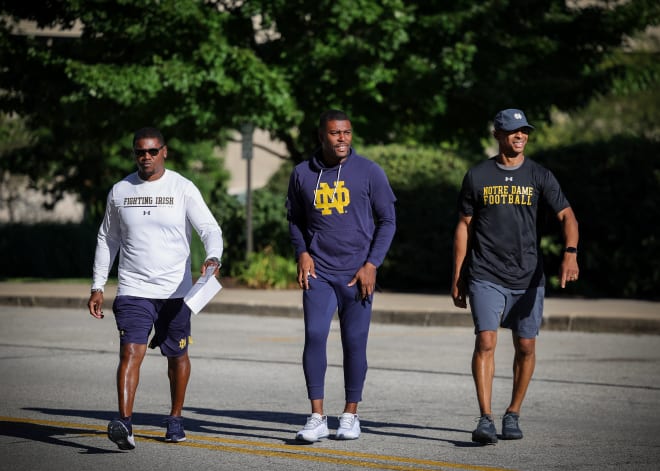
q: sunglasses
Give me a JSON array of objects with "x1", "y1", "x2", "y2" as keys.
[{"x1": 133, "y1": 144, "x2": 165, "y2": 157}]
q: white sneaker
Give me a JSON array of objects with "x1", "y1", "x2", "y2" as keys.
[
  {"x1": 296, "y1": 413, "x2": 329, "y2": 442},
  {"x1": 336, "y1": 413, "x2": 360, "y2": 440}
]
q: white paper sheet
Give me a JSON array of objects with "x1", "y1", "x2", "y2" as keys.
[{"x1": 184, "y1": 269, "x2": 222, "y2": 315}]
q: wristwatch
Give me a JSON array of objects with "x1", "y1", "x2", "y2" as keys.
[
  {"x1": 564, "y1": 247, "x2": 578, "y2": 254},
  {"x1": 91, "y1": 288, "x2": 104, "y2": 294}
]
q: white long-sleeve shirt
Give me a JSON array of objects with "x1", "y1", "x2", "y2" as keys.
[{"x1": 92, "y1": 169, "x2": 223, "y2": 299}]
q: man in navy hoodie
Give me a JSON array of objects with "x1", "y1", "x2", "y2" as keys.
[{"x1": 286, "y1": 109, "x2": 396, "y2": 442}]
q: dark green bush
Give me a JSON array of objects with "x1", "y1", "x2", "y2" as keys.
[
  {"x1": 235, "y1": 246, "x2": 298, "y2": 289},
  {"x1": 225, "y1": 145, "x2": 471, "y2": 293},
  {"x1": 365, "y1": 144, "x2": 470, "y2": 292},
  {"x1": 534, "y1": 137, "x2": 660, "y2": 299},
  {"x1": 3, "y1": 137, "x2": 658, "y2": 300},
  {"x1": 209, "y1": 185, "x2": 293, "y2": 278},
  {"x1": 0, "y1": 223, "x2": 99, "y2": 278}
]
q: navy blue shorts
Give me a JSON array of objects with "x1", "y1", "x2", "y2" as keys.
[
  {"x1": 112, "y1": 296, "x2": 192, "y2": 357},
  {"x1": 468, "y1": 279, "x2": 544, "y2": 338}
]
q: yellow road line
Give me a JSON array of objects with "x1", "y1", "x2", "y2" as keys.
[{"x1": 1, "y1": 416, "x2": 515, "y2": 471}]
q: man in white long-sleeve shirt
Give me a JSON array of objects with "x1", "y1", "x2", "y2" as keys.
[{"x1": 87, "y1": 127, "x2": 223, "y2": 450}]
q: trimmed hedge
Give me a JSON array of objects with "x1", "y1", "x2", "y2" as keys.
[
  {"x1": 2, "y1": 137, "x2": 658, "y2": 300},
  {"x1": 534, "y1": 137, "x2": 660, "y2": 299},
  {"x1": 365, "y1": 144, "x2": 469, "y2": 292},
  {"x1": 0, "y1": 223, "x2": 99, "y2": 278}
]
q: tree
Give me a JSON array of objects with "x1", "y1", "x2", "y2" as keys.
[
  {"x1": 0, "y1": 0, "x2": 299, "y2": 218},
  {"x1": 253, "y1": 0, "x2": 659, "y2": 153},
  {"x1": 1, "y1": 0, "x2": 658, "y2": 216}
]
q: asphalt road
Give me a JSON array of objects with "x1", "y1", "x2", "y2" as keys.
[{"x1": 1, "y1": 305, "x2": 659, "y2": 471}]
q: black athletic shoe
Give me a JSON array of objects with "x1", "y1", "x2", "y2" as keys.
[
  {"x1": 501, "y1": 412, "x2": 523, "y2": 440},
  {"x1": 472, "y1": 415, "x2": 498, "y2": 445},
  {"x1": 108, "y1": 418, "x2": 136, "y2": 450},
  {"x1": 164, "y1": 415, "x2": 186, "y2": 442}
]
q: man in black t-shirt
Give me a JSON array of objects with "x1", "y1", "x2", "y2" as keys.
[{"x1": 451, "y1": 109, "x2": 580, "y2": 445}]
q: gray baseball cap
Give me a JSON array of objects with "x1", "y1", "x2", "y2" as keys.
[{"x1": 494, "y1": 109, "x2": 534, "y2": 132}]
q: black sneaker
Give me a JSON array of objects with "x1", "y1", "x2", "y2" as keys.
[
  {"x1": 108, "y1": 418, "x2": 136, "y2": 450},
  {"x1": 501, "y1": 412, "x2": 523, "y2": 440},
  {"x1": 472, "y1": 415, "x2": 498, "y2": 444},
  {"x1": 164, "y1": 416, "x2": 186, "y2": 442}
]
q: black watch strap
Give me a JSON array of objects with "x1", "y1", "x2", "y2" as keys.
[{"x1": 564, "y1": 247, "x2": 578, "y2": 254}]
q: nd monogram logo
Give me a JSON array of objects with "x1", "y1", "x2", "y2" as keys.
[
  {"x1": 179, "y1": 337, "x2": 187, "y2": 349},
  {"x1": 315, "y1": 181, "x2": 350, "y2": 215}
]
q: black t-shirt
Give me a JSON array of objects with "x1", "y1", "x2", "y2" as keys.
[{"x1": 458, "y1": 157, "x2": 570, "y2": 289}]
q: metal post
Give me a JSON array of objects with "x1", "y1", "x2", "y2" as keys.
[{"x1": 241, "y1": 123, "x2": 254, "y2": 258}]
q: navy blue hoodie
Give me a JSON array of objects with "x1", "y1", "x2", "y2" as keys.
[{"x1": 286, "y1": 148, "x2": 396, "y2": 275}]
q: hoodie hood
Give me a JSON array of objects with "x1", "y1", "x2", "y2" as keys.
[
  {"x1": 309, "y1": 147, "x2": 354, "y2": 171},
  {"x1": 310, "y1": 147, "x2": 353, "y2": 209}
]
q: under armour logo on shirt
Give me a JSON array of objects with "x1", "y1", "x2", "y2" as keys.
[{"x1": 505, "y1": 177, "x2": 513, "y2": 181}]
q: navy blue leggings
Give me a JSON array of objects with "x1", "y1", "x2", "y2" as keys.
[{"x1": 302, "y1": 270, "x2": 373, "y2": 403}]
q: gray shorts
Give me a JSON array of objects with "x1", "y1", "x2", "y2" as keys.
[{"x1": 468, "y1": 279, "x2": 544, "y2": 338}]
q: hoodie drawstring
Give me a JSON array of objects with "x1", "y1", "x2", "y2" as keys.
[
  {"x1": 313, "y1": 169, "x2": 323, "y2": 207},
  {"x1": 313, "y1": 164, "x2": 342, "y2": 207}
]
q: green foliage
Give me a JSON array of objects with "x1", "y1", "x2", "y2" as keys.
[
  {"x1": 1, "y1": 0, "x2": 659, "y2": 297},
  {"x1": 235, "y1": 246, "x2": 298, "y2": 289},
  {"x1": 216, "y1": 144, "x2": 471, "y2": 292},
  {"x1": 216, "y1": 186, "x2": 292, "y2": 277},
  {"x1": 532, "y1": 55, "x2": 660, "y2": 146},
  {"x1": 205, "y1": 188, "x2": 244, "y2": 274},
  {"x1": 0, "y1": 113, "x2": 31, "y2": 155},
  {"x1": 164, "y1": 138, "x2": 231, "y2": 202},
  {"x1": 3, "y1": 132, "x2": 659, "y2": 299},
  {"x1": 534, "y1": 137, "x2": 660, "y2": 299},
  {"x1": 250, "y1": 189, "x2": 291, "y2": 256},
  {"x1": 363, "y1": 144, "x2": 471, "y2": 290},
  {"x1": 233, "y1": 134, "x2": 660, "y2": 299},
  {"x1": 189, "y1": 230, "x2": 207, "y2": 276},
  {"x1": 220, "y1": 144, "x2": 470, "y2": 291},
  {"x1": 0, "y1": 0, "x2": 298, "y2": 220},
  {"x1": 3, "y1": 0, "x2": 656, "y2": 186},
  {"x1": 366, "y1": 0, "x2": 660, "y2": 150},
  {"x1": 0, "y1": 223, "x2": 99, "y2": 278},
  {"x1": 263, "y1": 159, "x2": 294, "y2": 195}
]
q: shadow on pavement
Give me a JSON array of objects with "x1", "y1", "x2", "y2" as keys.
[{"x1": 21, "y1": 406, "x2": 474, "y2": 445}]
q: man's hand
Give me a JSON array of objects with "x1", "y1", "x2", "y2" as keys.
[
  {"x1": 560, "y1": 252, "x2": 579, "y2": 288},
  {"x1": 348, "y1": 262, "x2": 377, "y2": 300},
  {"x1": 297, "y1": 252, "x2": 316, "y2": 290},
  {"x1": 451, "y1": 278, "x2": 467, "y2": 309},
  {"x1": 88, "y1": 292, "x2": 104, "y2": 319},
  {"x1": 202, "y1": 258, "x2": 220, "y2": 277}
]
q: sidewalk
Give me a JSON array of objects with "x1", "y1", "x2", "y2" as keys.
[{"x1": 0, "y1": 281, "x2": 659, "y2": 334}]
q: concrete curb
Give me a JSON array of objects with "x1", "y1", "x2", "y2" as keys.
[
  {"x1": 1, "y1": 292, "x2": 659, "y2": 334},
  {"x1": 542, "y1": 315, "x2": 660, "y2": 334}
]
